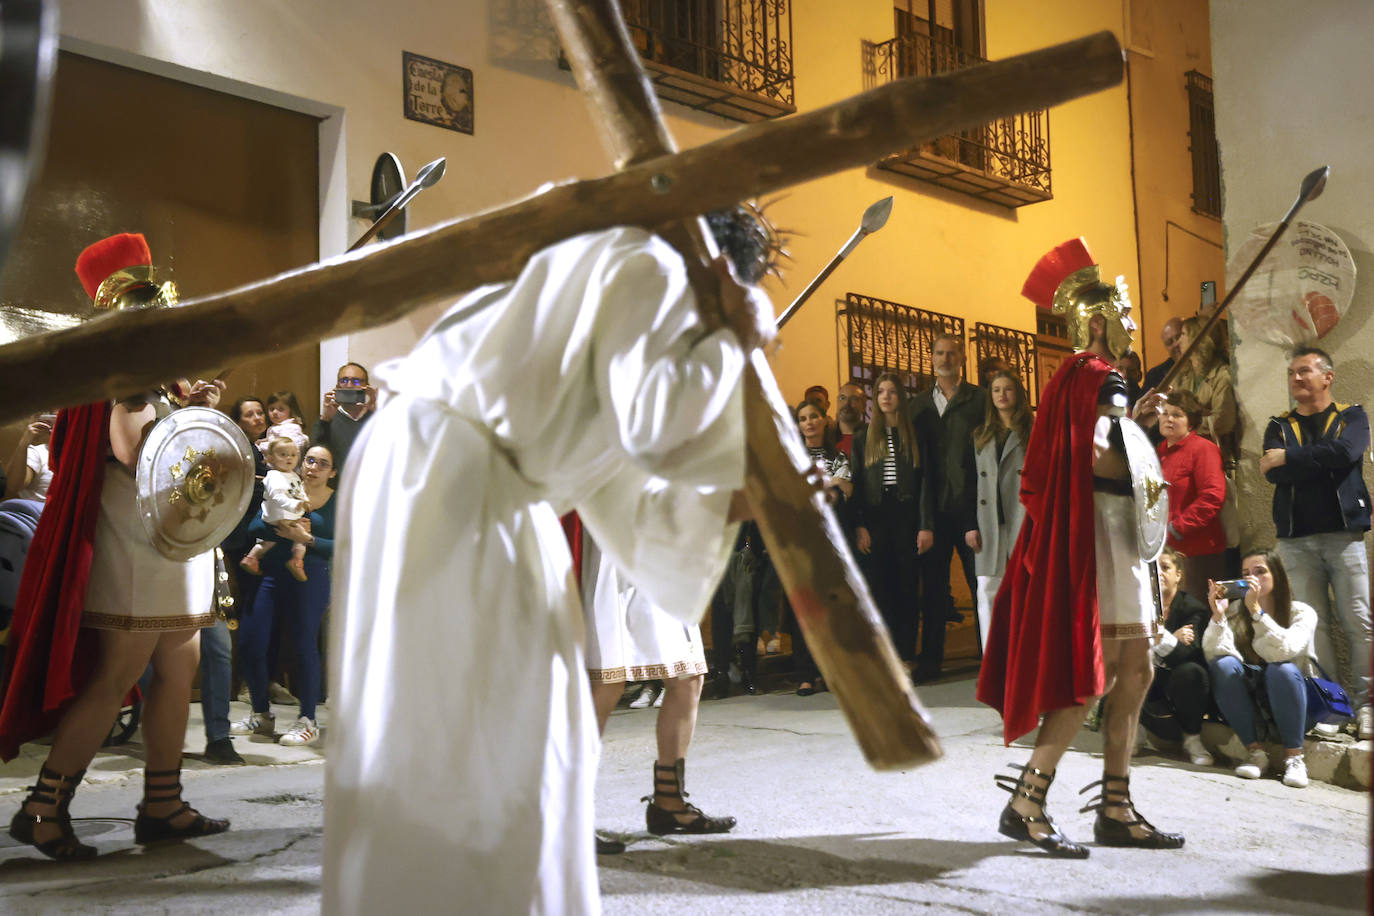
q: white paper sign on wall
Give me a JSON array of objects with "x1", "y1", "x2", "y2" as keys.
[{"x1": 1229, "y1": 220, "x2": 1355, "y2": 349}]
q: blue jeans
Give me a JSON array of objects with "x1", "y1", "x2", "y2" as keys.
[
  {"x1": 199, "y1": 617, "x2": 233, "y2": 742},
  {"x1": 1277, "y1": 532, "x2": 1371, "y2": 707},
  {"x1": 240, "y1": 559, "x2": 330, "y2": 720},
  {"x1": 1209, "y1": 655, "x2": 1313, "y2": 749}
]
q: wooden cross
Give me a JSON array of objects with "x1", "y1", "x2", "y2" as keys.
[{"x1": 0, "y1": 14, "x2": 1123, "y2": 767}]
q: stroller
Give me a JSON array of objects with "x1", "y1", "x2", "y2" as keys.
[{"x1": 0, "y1": 498, "x2": 140, "y2": 746}]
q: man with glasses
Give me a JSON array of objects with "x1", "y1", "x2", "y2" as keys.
[
  {"x1": 312, "y1": 362, "x2": 376, "y2": 469},
  {"x1": 1261, "y1": 346, "x2": 1372, "y2": 740}
]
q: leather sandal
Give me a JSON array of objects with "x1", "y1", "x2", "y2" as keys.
[
  {"x1": 7, "y1": 766, "x2": 97, "y2": 861},
  {"x1": 1079, "y1": 774, "x2": 1185, "y2": 849},
  {"x1": 133, "y1": 767, "x2": 230, "y2": 844},
  {"x1": 994, "y1": 764, "x2": 1088, "y2": 859},
  {"x1": 643, "y1": 759, "x2": 736, "y2": 836}
]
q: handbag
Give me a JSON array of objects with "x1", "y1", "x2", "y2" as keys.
[{"x1": 1305, "y1": 660, "x2": 1354, "y2": 724}]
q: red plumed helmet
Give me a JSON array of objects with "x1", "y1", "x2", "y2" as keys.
[
  {"x1": 74, "y1": 233, "x2": 151, "y2": 300},
  {"x1": 72, "y1": 233, "x2": 177, "y2": 310},
  {"x1": 1021, "y1": 238, "x2": 1096, "y2": 310}
]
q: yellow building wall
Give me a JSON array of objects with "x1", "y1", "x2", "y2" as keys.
[
  {"x1": 42, "y1": 1, "x2": 1209, "y2": 409},
  {"x1": 1122, "y1": 0, "x2": 1225, "y2": 375},
  {"x1": 763, "y1": 0, "x2": 1143, "y2": 407}
]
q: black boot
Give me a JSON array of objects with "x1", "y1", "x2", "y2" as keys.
[
  {"x1": 133, "y1": 765, "x2": 231, "y2": 844},
  {"x1": 1080, "y1": 773, "x2": 1185, "y2": 849},
  {"x1": 643, "y1": 759, "x2": 736, "y2": 835},
  {"x1": 8, "y1": 765, "x2": 97, "y2": 861}
]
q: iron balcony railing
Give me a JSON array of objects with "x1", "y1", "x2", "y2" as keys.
[
  {"x1": 617, "y1": 0, "x2": 796, "y2": 122},
  {"x1": 973, "y1": 322, "x2": 1040, "y2": 409},
  {"x1": 861, "y1": 32, "x2": 1052, "y2": 206},
  {"x1": 839, "y1": 293, "x2": 964, "y2": 397}
]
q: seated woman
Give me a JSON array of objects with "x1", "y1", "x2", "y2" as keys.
[
  {"x1": 1154, "y1": 391, "x2": 1227, "y2": 594},
  {"x1": 791, "y1": 398, "x2": 852, "y2": 695},
  {"x1": 1140, "y1": 547, "x2": 1213, "y2": 765},
  {"x1": 1203, "y1": 548, "x2": 1318, "y2": 788}
]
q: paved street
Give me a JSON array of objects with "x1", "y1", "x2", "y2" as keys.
[{"x1": 0, "y1": 676, "x2": 1367, "y2": 914}]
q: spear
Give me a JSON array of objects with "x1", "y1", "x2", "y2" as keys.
[
  {"x1": 776, "y1": 196, "x2": 894, "y2": 330},
  {"x1": 1153, "y1": 166, "x2": 1329, "y2": 393}
]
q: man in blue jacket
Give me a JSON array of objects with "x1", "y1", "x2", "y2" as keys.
[{"x1": 1261, "y1": 346, "x2": 1371, "y2": 739}]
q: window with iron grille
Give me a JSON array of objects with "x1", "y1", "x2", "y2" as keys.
[
  {"x1": 838, "y1": 292, "x2": 964, "y2": 399},
  {"x1": 1186, "y1": 70, "x2": 1221, "y2": 219},
  {"x1": 973, "y1": 322, "x2": 1039, "y2": 409},
  {"x1": 612, "y1": 0, "x2": 796, "y2": 122},
  {"x1": 861, "y1": 3, "x2": 1052, "y2": 207}
]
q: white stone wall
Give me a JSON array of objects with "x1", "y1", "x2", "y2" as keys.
[{"x1": 1211, "y1": 0, "x2": 1374, "y2": 556}]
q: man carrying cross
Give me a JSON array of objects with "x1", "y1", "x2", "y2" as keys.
[{"x1": 321, "y1": 215, "x2": 773, "y2": 914}]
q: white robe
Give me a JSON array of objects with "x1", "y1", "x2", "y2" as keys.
[{"x1": 323, "y1": 227, "x2": 747, "y2": 916}]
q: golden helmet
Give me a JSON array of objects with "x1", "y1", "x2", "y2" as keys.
[{"x1": 1022, "y1": 238, "x2": 1133, "y2": 359}]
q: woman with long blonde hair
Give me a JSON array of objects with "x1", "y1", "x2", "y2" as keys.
[{"x1": 851, "y1": 373, "x2": 934, "y2": 665}]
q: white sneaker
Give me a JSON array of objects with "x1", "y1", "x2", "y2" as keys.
[
  {"x1": 229, "y1": 710, "x2": 275, "y2": 737},
  {"x1": 652, "y1": 688, "x2": 664, "y2": 708},
  {"x1": 1312, "y1": 721, "x2": 1341, "y2": 738},
  {"x1": 278, "y1": 716, "x2": 320, "y2": 747},
  {"x1": 1234, "y1": 746, "x2": 1268, "y2": 779},
  {"x1": 628, "y1": 686, "x2": 656, "y2": 709},
  {"x1": 1358, "y1": 706, "x2": 1373, "y2": 741},
  {"x1": 1182, "y1": 733, "x2": 1214, "y2": 767},
  {"x1": 1281, "y1": 754, "x2": 1309, "y2": 788}
]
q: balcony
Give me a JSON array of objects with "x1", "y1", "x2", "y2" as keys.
[
  {"x1": 838, "y1": 292, "x2": 964, "y2": 395},
  {"x1": 861, "y1": 33, "x2": 1052, "y2": 207},
  {"x1": 617, "y1": 0, "x2": 796, "y2": 123}
]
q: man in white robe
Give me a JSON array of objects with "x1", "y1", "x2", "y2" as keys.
[{"x1": 323, "y1": 224, "x2": 768, "y2": 915}]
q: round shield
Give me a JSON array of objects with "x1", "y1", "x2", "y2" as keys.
[
  {"x1": 1121, "y1": 417, "x2": 1169, "y2": 563},
  {"x1": 137, "y1": 407, "x2": 255, "y2": 561}
]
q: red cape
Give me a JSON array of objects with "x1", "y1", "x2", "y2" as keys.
[
  {"x1": 560, "y1": 511, "x2": 584, "y2": 590},
  {"x1": 0, "y1": 402, "x2": 111, "y2": 761},
  {"x1": 976, "y1": 354, "x2": 1110, "y2": 744}
]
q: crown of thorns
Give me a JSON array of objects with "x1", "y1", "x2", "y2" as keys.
[{"x1": 705, "y1": 199, "x2": 792, "y2": 285}]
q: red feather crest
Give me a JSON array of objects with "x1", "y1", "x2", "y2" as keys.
[
  {"x1": 74, "y1": 233, "x2": 152, "y2": 300},
  {"x1": 1021, "y1": 238, "x2": 1096, "y2": 310}
]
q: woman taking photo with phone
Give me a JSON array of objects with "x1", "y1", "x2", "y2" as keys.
[{"x1": 1203, "y1": 549, "x2": 1318, "y2": 787}]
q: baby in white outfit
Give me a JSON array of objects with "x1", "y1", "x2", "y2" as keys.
[{"x1": 240, "y1": 437, "x2": 310, "y2": 581}]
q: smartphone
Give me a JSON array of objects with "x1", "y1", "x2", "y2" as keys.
[
  {"x1": 334, "y1": 387, "x2": 367, "y2": 405},
  {"x1": 36, "y1": 413, "x2": 57, "y2": 426},
  {"x1": 1200, "y1": 281, "x2": 1217, "y2": 309},
  {"x1": 1216, "y1": 579, "x2": 1250, "y2": 601}
]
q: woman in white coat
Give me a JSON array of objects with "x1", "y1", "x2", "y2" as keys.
[{"x1": 966, "y1": 371, "x2": 1032, "y2": 652}]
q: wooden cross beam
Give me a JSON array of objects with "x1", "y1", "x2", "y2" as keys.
[
  {"x1": 546, "y1": 0, "x2": 943, "y2": 768},
  {"x1": 0, "y1": 30, "x2": 1121, "y2": 429}
]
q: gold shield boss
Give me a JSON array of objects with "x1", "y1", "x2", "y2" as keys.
[{"x1": 1053, "y1": 265, "x2": 1134, "y2": 360}]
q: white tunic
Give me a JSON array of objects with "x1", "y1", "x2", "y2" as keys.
[
  {"x1": 582, "y1": 537, "x2": 708, "y2": 684},
  {"x1": 323, "y1": 228, "x2": 747, "y2": 916}
]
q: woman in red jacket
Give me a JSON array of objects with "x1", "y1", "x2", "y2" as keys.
[{"x1": 1156, "y1": 391, "x2": 1227, "y2": 595}]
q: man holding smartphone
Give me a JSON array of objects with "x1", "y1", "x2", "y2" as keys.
[
  {"x1": 4, "y1": 412, "x2": 56, "y2": 501},
  {"x1": 312, "y1": 362, "x2": 376, "y2": 470}
]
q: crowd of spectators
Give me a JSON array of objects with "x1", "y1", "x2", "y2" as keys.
[{"x1": 699, "y1": 323, "x2": 1369, "y2": 792}]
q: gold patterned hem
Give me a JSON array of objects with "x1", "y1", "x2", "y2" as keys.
[
  {"x1": 1101, "y1": 622, "x2": 1153, "y2": 641},
  {"x1": 82, "y1": 612, "x2": 216, "y2": 632},
  {"x1": 589, "y1": 660, "x2": 709, "y2": 684}
]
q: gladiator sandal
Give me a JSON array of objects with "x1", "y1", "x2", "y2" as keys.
[
  {"x1": 994, "y1": 764, "x2": 1089, "y2": 859},
  {"x1": 1079, "y1": 773, "x2": 1185, "y2": 849},
  {"x1": 133, "y1": 767, "x2": 230, "y2": 845},
  {"x1": 643, "y1": 759, "x2": 737, "y2": 836},
  {"x1": 8, "y1": 766, "x2": 97, "y2": 861}
]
